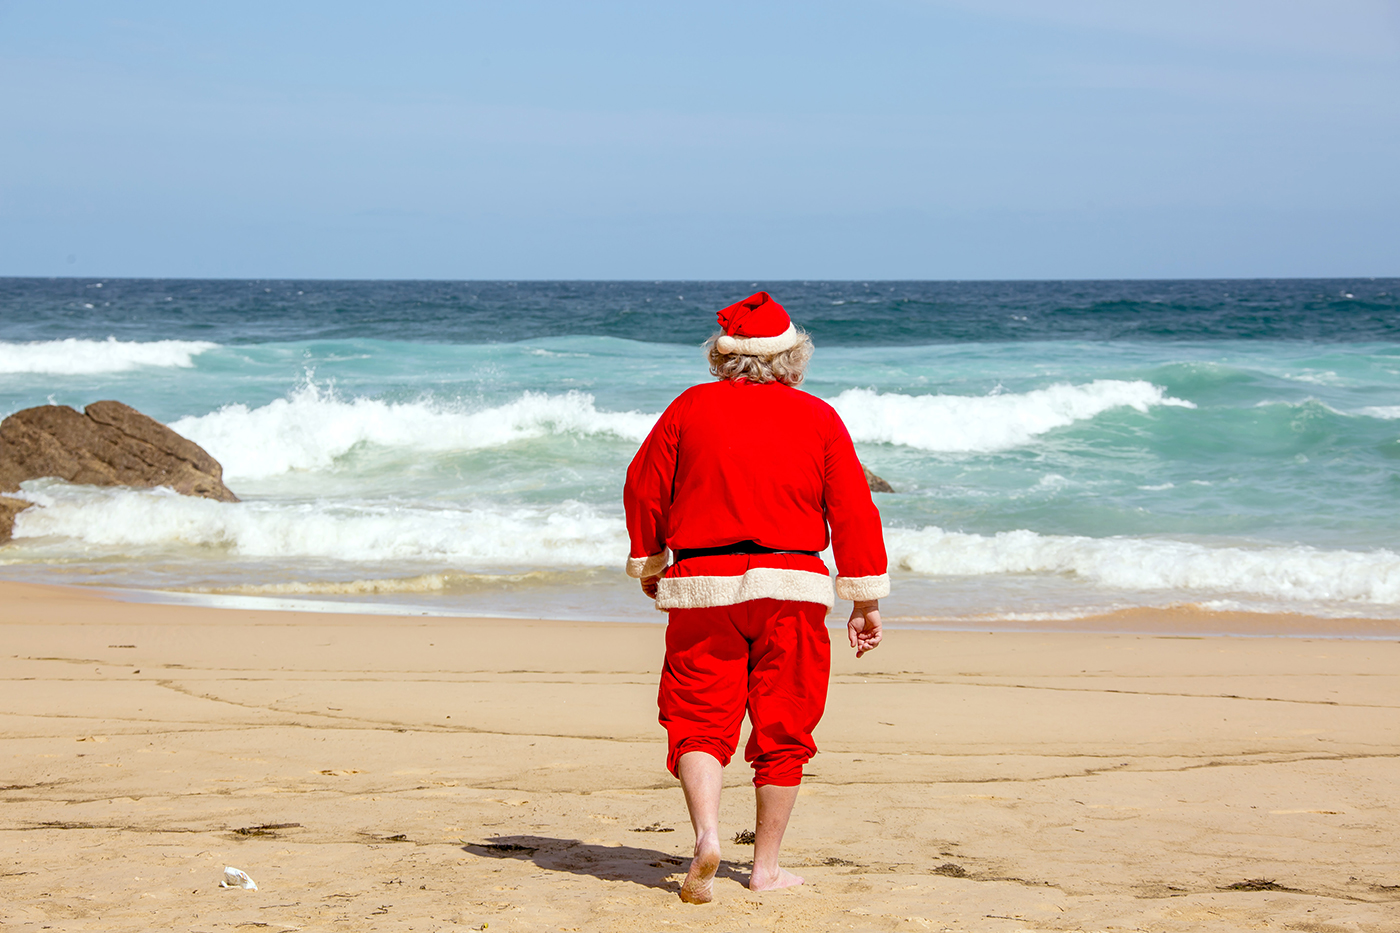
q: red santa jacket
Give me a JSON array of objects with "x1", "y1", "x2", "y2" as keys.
[{"x1": 624, "y1": 378, "x2": 889, "y2": 610}]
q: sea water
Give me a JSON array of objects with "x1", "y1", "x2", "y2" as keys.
[{"x1": 2, "y1": 278, "x2": 1398, "y2": 633}]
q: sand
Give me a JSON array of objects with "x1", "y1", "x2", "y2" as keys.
[{"x1": 1, "y1": 580, "x2": 1397, "y2": 932}]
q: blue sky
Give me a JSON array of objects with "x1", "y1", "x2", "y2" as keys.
[{"x1": 2, "y1": 1, "x2": 1398, "y2": 279}]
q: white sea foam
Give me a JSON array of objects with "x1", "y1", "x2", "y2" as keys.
[
  {"x1": 11, "y1": 483, "x2": 627, "y2": 566},
  {"x1": 169, "y1": 383, "x2": 658, "y2": 480},
  {"x1": 13, "y1": 478, "x2": 1400, "y2": 607},
  {"x1": 15, "y1": 477, "x2": 1400, "y2": 607},
  {"x1": 1285, "y1": 370, "x2": 1343, "y2": 386},
  {"x1": 1359, "y1": 405, "x2": 1400, "y2": 419},
  {"x1": 0, "y1": 337, "x2": 218, "y2": 374},
  {"x1": 830, "y1": 380, "x2": 1195, "y2": 453},
  {"x1": 885, "y1": 526, "x2": 1400, "y2": 605},
  {"x1": 197, "y1": 569, "x2": 582, "y2": 597}
]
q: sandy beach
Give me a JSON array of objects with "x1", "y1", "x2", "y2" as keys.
[{"x1": 1, "y1": 580, "x2": 1397, "y2": 932}]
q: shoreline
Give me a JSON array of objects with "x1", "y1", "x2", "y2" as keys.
[
  {"x1": 2, "y1": 579, "x2": 1398, "y2": 931},
  {"x1": 15, "y1": 576, "x2": 1400, "y2": 640}
]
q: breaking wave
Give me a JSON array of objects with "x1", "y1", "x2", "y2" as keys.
[
  {"x1": 165, "y1": 379, "x2": 1197, "y2": 481},
  {"x1": 0, "y1": 337, "x2": 218, "y2": 374},
  {"x1": 14, "y1": 479, "x2": 1400, "y2": 607},
  {"x1": 10, "y1": 483, "x2": 627, "y2": 566},
  {"x1": 830, "y1": 380, "x2": 1195, "y2": 452},
  {"x1": 886, "y1": 526, "x2": 1400, "y2": 604},
  {"x1": 169, "y1": 382, "x2": 658, "y2": 480}
]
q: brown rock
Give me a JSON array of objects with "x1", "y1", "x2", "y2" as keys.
[
  {"x1": 0, "y1": 495, "x2": 32, "y2": 542},
  {"x1": 0, "y1": 401, "x2": 238, "y2": 514},
  {"x1": 862, "y1": 462, "x2": 894, "y2": 494}
]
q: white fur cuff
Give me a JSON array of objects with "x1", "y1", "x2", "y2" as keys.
[
  {"x1": 626, "y1": 552, "x2": 669, "y2": 579},
  {"x1": 715, "y1": 323, "x2": 799, "y2": 357},
  {"x1": 834, "y1": 574, "x2": 890, "y2": 601}
]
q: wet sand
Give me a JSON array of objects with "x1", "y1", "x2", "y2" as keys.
[{"x1": 1, "y1": 580, "x2": 1398, "y2": 932}]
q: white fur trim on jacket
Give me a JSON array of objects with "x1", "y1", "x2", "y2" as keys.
[
  {"x1": 715, "y1": 323, "x2": 799, "y2": 357},
  {"x1": 834, "y1": 574, "x2": 890, "y2": 601},
  {"x1": 655, "y1": 567, "x2": 835, "y2": 611},
  {"x1": 626, "y1": 552, "x2": 668, "y2": 579}
]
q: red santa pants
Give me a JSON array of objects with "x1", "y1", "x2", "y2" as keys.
[{"x1": 658, "y1": 598, "x2": 831, "y2": 787}]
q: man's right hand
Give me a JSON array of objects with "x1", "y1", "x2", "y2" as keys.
[{"x1": 641, "y1": 574, "x2": 661, "y2": 599}]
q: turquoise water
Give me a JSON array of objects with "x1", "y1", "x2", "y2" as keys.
[{"x1": 2, "y1": 278, "x2": 1398, "y2": 630}]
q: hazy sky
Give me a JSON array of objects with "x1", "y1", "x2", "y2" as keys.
[{"x1": 3, "y1": 1, "x2": 1398, "y2": 279}]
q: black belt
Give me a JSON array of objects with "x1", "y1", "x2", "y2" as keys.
[{"x1": 672, "y1": 540, "x2": 821, "y2": 563}]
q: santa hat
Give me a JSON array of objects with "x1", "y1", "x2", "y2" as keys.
[{"x1": 714, "y1": 291, "x2": 799, "y2": 356}]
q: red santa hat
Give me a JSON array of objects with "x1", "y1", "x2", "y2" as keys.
[{"x1": 714, "y1": 291, "x2": 799, "y2": 356}]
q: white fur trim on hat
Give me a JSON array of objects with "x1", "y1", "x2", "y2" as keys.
[
  {"x1": 626, "y1": 552, "x2": 668, "y2": 579},
  {"x1": 655, "y1": 567, "x2": 835, "y2": 610},
  {"x1": 715, "y1": 323, "x2": 799, "y2": 357},
  {"x1": 834, "y1": 574, "x2": 890, "y2": 601}
]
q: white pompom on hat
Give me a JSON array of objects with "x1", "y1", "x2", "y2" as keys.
[{"x1": 715, "y1": 291, "x2": 799, "y2": 356}]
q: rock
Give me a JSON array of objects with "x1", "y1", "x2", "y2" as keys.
[
  {"x1": 862, "y1": 462, "x2": 894, "y2": 493},
  {"x1": 0, "y1": 495, "x2": 31, "y2": 542},
  {"x1": 0, "y1": 401, "x2": 238, "y2": 518}
]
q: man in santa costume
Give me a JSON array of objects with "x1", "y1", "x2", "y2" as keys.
[{"x1": 624, "y1": 291, "x2": 888, "y2": 904}]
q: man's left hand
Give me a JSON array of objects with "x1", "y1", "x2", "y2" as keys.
[{"x1": 848, "y1": 600, "x2": 882, "y2": 658}]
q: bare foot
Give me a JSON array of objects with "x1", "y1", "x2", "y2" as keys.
[
  {"x1": 679, "y1": 833, "x2": 721, "y2": 904},
  {"x1": 749, "y1": 865, "x2": 804, "y2": 892}
]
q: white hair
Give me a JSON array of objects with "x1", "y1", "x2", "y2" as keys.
[{"x1": 704, "y1": 329, "x2": 814, "y2": 387}]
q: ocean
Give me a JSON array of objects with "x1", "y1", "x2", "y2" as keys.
[{"x1": 2, "y1": 278, "x2": 1398, "y2": 634}]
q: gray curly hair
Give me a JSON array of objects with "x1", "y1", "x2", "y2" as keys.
[{"x1": 704, "y1": 329, "x2": 814, "y2": 387}]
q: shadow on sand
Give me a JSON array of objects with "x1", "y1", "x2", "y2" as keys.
[{"x1": 463, "y1": 835, "x2": 749, "y2": 892}]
